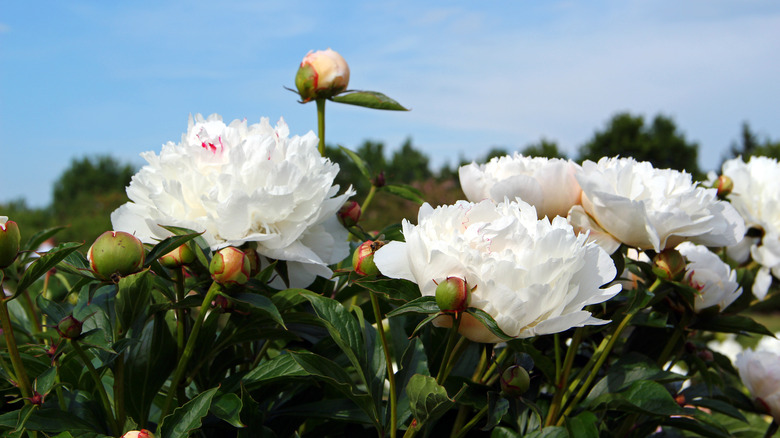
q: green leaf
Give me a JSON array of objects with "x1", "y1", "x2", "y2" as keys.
[
  {"x1": 115, "y1": 269, "x2": 153, "y2": 332},
  {"x1": 21, "y1": 225, "x2": 67, "y2": 252},
  {"x1": 406, "y1": 374, "x2": 454, "y2": 427},
  {"x1": 231, "y1": 292, "x2": 285, "y2": 327},
  {"x1": 565, "y1": 411, "x2": 599, "y2": 438},
  {"x1": 585, "y1": 380, "x2": 683, "y2": 416},
  {"x1": 212, "y1": 392, "x2": 245, "y2": 428},
  {"x1": 524, "y1": 426, "x2": 570, "y2": 438},
  {"x1": 466, "y1": 308, "x2": 514, "y2": 341},
  {"x1": 160, "y1": 225, "x2": 211, "y2": 268},
  {"x1": 394, "y1": 338, "x2": 430, "y2": 428},
  {"x1": 691, "y1": 314, "x2": 774, "y2": 336},
  {"x1": 36, "y1": 293, "x2": 69, "y2": 323},
  {"x1": 339, "y1": 145, "x2": 373, "y2": 181},
  {"x1": 0, "y1": 408, "x2": 101, "y2": 434},
  {"x1": 15, "y1": 242, "x2": 83, "y2": 298},
  {"x1": 584, "y1": 353, "x2": 684, "y2": 403},
  {"x1": 484, "y1": 393, "x2": 510, "y2": 430},
  {"x1": 272, "y1": 288, "x2": 315, "y2": 311},
  {"x1": 387, "y1": 296, "x2": 439, "y2": 317},
  {"x1": 302, "y1": 294, "x2": 366, "y2": 381},
  {"x1": 143, "y1": 232, "x2": 202, "y2": 268},
  {"x1": 331, "y1": 90, "x2": 409, "y2": 111},
  {"x1": 382, "y1": 184, "x2": 425, "y2": 204},
  {"x1": 159, "y1": 386, "x2": 219, "y2": 438},
  {"x1": 357, "y1": 277, "x2": 421, "y2": 303}
]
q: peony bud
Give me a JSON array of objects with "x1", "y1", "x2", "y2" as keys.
[
  {"x1": 56, "y1": 315, "x2": 83, "y2": 339},
  {"x1": 500, "y1": 365, "x2": 530, "y2": 397},
  {"x1": 209, "y1": 247, "x2": 251, "y2": 286},
  {"x1": 159, "y1": 244, "x2": 195, "y2": 268},
  {"x1": 88, "y1": 231, "x2": 145, "y2": 281},
  {"x1": 715, "y1": 175, "x2": 733, "y2": 199},
  {"x1": 373, "y1": 171, "x2": 386, "y2": 188},
  {"x1": 352, "y1": 240, "x2": 384, "y2": 276},
  {"x1": 0, "y1": 217, "x2": 21, "y2": 268},
  {"x1": 295, "y1": 48, "x2": 350, "y2": 102},
  {"x1": 435, "y1": 277, "x2": 472, "y2": 313},
  {"x1": 122, "y1": 430, "x2": 155, "y2": 438},
  {"x1": 337, "y1": 201, "x2": 362, "y2": 228},
  {"x1": 652, "y1": 248, "x2": 686, "y2": 281},
  {"x1": 243, "y1": 246, "x2": 261, "y2": 277}
]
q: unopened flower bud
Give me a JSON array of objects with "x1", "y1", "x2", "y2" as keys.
[
  {"x1": 295, "y1": 48, "x2": 350, "y2": 102},
  {"x1": 500, "y1": 365, "x2": 530, "y2": 397},
  {"x1": 243, "y1": 246, "x2": 261, "y2": 277},
  {"x1": 716, "y1": 175, "x2": 733, "y2": 199},
  {"x1": 0, "y1": 217, "x2": 21, "y2": 268},
  {"x1": 435, "y1": 277, "x2": 472, "y2": 313},
  {"x1": 652, "y1": 249, "x2": 686, "y2": 281},
  {"x1": 159, "y1": 244, "x2": 195, "y2": 268},
  {"x1": 338, "y1": 201, "x2": 362, "y2": 228},
  {"x1": 373, "y1": 172, "x2": 386, "y2": 188},
  {"x1": 88, "y1": 231, "x2": 146, "y2": 281},
  {"x1": 122, "y1": 430, "x2": 155, "y2": 438},
  {"x1": 56, "y1": 315, "x2": 83, "y2": 339},
  {"x1": 209, "y1": 247, "x2": 250, "y2": 286},
  {"x1": 352, "y1": 240, "x2": 385, "y2": 276}
]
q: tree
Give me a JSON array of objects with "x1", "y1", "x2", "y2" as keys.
[
  {"x1": 577, "y1": 113, "x2": 701, "y2": 177},
  {"x1": 387, "y1": 138, "x2": 432, "y2": 183},
  {"x1": 724, "y1": 122, "x2": 780, "y2": 164},
  {"x1": 521, "y1": 139, "x2": 567, "y2": 159}
]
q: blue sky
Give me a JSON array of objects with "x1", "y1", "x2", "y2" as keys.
[{"x1": 2, "y1": 0, "x2": 779, "y2": 207}]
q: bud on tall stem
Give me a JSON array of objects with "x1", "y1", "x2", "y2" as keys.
[{"x1": 0, "y1": 217, "x2": 21, "y2": 268}]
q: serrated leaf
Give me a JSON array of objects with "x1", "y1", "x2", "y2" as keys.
[
  {"x1": 382, "y1": 184, "x2": 425, "y2": 204},
  {"x1": 338, "y1": 145, "x2": 373, "y2": 181},
  {"x1": 15, "y1": 242, "x2": 83, "y2": 298},
  {"x1": 406, "y1": 374, "x2": 454, "y2": 426},
  {"x1": 331, "y1": 90, "x2": 409, "y2": 111},
  {"x1": 159, "y1": 386, "x2": 219, "y2": 438}
]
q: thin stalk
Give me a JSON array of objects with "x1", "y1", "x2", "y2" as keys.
[
  {"x1": 159, "y1": 282, "x2": 222, "y2": 421},
  {"x1": 361, "y1": 184, "x2": 378, "y2": 217},
  {"x1": 450, "y1": 406, "x2": 471, "y2": 438},
  {"x1": 250, "y1": 339, "x2": 272, "y2": 369},
  {"x1": 370, "y1": 292, "x2": 397, "y2": 438},
  {"x1": 21, "y1": 290, "x2": 41, "y2": 335},
  {"x1": 479, "y1": 347, "x2": 509, "y2": 384},
  {"x1": 316, "y1": 98, "x2": 326, "y2": 156},
  {"x1": 0, "y1": 298, "x2": 33, "y2": 402},
  {"x1": 545, "y1": 328, "x2": 584, "y2": 426},
  {"x1": 71, "y1": 340, "x2": 118, "y2": 436},
  {"x1": 452, "y1": 405, "x2": 488, "y2": 438},
  {"x1": 436, "y1": 313, "x2": 462, "y2": 385},
  {"x1": 55, "y1": 362, "x2": 67, "y2": 411},
  {"x1": 174, "y1": 268, "x2": 186, "y2": 361},
  {"x1": 114, "y1": 352, "x2": 126, "y2": 431}
]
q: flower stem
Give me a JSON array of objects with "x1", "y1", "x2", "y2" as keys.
[
  {"x1": 545, "y1": 328, "x2": 583, "y2": 426},
  {"x1": 70, "y1": 339, "x2": 119, "y2": 436},
  {"x1": 159, "y1": 282, "x2": 222, "y2": 421},
  {"x1": 452, "y1": 405, "x2": 488, "y2": 438},
  {"x1": 316, "y1": 98, "x2": 326, "y2": 156},
  {"x1": 436, "y1": 313, "x2": 462, "y2": 385},
  {"x1": 370, "y1": 292, "x2": 397, "y2": 438},
  {"x1": 174, "y1": 268, "x2": 186, "y2": 361},
  {"x1": 114, "y1": 352, "x2": 127, "y2": 431},
  {"x1": 361, "y1": 184, "x2": 378, "y2": 217},
  {"x1": 0, "y1": 297, "x2": 33, "y2": 403}
]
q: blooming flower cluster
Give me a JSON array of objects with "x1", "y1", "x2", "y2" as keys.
[
  {"x1": 111, "y1": 114, "x2": 354, "y2": 288},
  {"x1": 374, "y1": 199, "x2": 621, "y2": 342},
  {"x1": 676, "y1": 241, "x2": 742, "y2": 312}
]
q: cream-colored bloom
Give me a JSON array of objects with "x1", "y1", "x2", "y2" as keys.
[
  {"x1": 736, "y1": 349, "x2": 780, "y2": 421},
  {"x1": 720, "y1": 156, "x2": 780, "y2": 299},
  {"x1": 111, "y1": 114, "x2": 354, "y2": 288},
  {"x1": 676, "y1": 242, "x2": 741, "y2": 312},
  {"x1": 570, "y1": 157, "x2": 745, "y2": 254},
  {"x1": 458, "y1": 154, "x2": 581, "y2": 220},
  {"x1": 295, "y1": 48, "x2": 350, "y2": 102},
  {"x1": 374, "y1": 200, "x2": 621, "y2": 342}
]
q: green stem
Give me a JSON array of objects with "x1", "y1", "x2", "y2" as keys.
[
  {"x1": 71, "y1": 340, "x2": 118, "y2": 436},
  {"x1": 436, "y1": 313, "x2": 462, "y2": 385},
  {"x1": 316, "y1": 98, "x2": 326, "y2": 156},
  {"x1": 361, "y1": 184, "x2": 378, "y2": 218},
  {"x1": 0, "y1": 298, "x2": 33, "y2": 402},
  {"x1": 546, "y1": 328, "x2": 583, "y2": 426},
  {"x1": 452, "y1": 405, "x2": 488, "y2": 438},
  {"x1": 21, "y1": 290, "x2": 41, "y2": 335},
  {"x1": 450, "y1": 405, "x2": 471, "y2": 438},
  {"x1": 55, "y1": 362, "x2": 67, "y2": 411},
  {"x1": 657, "y1": 313, "x2": 690, "y2": 368},
  {"x1": 159, "y1": 282, "x2": 222, "y2": 421},
  {"x1": 764, "y1": 420, "x2": 778, "y2": 438},
  {"x1": 479, "y1": 347, "x2": 509, "y2": 384},
  {"x1": 251, "y1": 339, "x2": 272, "y2": 369},
  {"x1": 370, "y1": 292, "x2": 397, "y2": 438},
  {"x1": 114, "y1": 352, "x2": 126, "y2": 431},
  {"x1": 174, "y1": 268, "x2": 186, "y2": 361}
]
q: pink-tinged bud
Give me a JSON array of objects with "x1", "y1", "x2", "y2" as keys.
[
  {"x1": 373, "y1": 171, "x2": 386, "y2": 188},
  {"x1": 27, "y1": 391, "x2": 44, "y2": 406},
  {"x1": 716, "y1": 175, "x2": 733, "y2": 199},
  {"x1": 122, "y1": 430, "x2": 155, "y2": 438},
  {"x1": 88, "y1": 231, "x2": 146, "y2": 281},
  {"x1": 243, "y1": 246, "x2": 261, "y2": 277},
  {"x1": 295, "y1": 48, "x2": 350, "y2": 102},
  {"x1": 337, "y1": 201, "x2": 362, "y2": 228},
  {"x1": 159, "y1": 244, "x2": 195, "y2": 268},
  {"x1": 0, "y1": 217, "x2": 21, "y2": 268},
  {"x1": 352, "y1": 240, "x2": 385, "y2": 276},
  {"x1": 56, "y1": 315, "x2": 83, "y2": 339},
  {"x1": 652, "y1": 249, "x2": 686, "y2": 281},
  {"x1": 209, "y1": 247, "x2": 251, "y2": 286},
  {"x1": 500, "y1": 365, "x2": 530, "y2": 397},
  {"x1": 435, "y1": 277, "x2": 472, "y2": 313}
]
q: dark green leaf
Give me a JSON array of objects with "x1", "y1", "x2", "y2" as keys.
[
  {"x1": 331, "y1": 90, "x2": 409, "y2": 111},
  {"x1": 483, "y1": 393, "x2": 510, "y2": 430},
  {"x1": 15, "y1": 242, "x2": 83, "y2": 298},
  {"x1": 271, "y1": 288, "x2": 315, "y2": 311},
  {"x1": 143, "y1": 232, "x2": 202, "y2": 268},
  {"x1": 565, "y1": 411, "x2": 599, "y2": 438},
  {"x1": 212, "y1": 392, "x2": 245, "y2": 428},
  {"x1": 691, "y1": 314, "x2": 774, "y2": 336},
  {"x1": 159, "y1": 386, "x2": 219, "y2": 438},
  {"x1": 387, "y1": 296, "x2": 439, "y2": 317},
  {"x1": 585, "y1": 353, "x2": 684, "y2": 403},
  {"x1": 382, "y1": 184, "x2": 425, "y2": 204},
  {"x1": 466, "y1": 308, "x2": 514, "y2": 341},
  {"x1": 21, "y1": 226, "x2": 67, "y2": 252},
  {"x1": 302, "y1": 294, "x2": 366, "y2": 381},
  {"x1": 115, "y1": 269, "x2": 153, "y2": 332},
  {"x1": 0, "y1": 408, "x2": 101, "y2": 434},
  {"x1": 357, "y1": 277, "x2": 421, "y2": 303},
  {"x1": 406, "y1": 374, "x2": 454, "y2": 427},
  {"x1": 36, "y1": 293, "x2": 69, "y2": 323},
  {"x1": 585, "y1": 380, "x2": 683, "y2": 416},
  {"x1": 339, "y1": 145, "x2": 373, "y2": 181},
  {"x1": 231, "y1": 292, "x2": 285, "y2": 327},
  {"x1": 524, "y1": 426, "x2": 570, "y2": 438}
]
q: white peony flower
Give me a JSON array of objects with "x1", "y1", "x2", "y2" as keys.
[
  {"x1": 676, "y1": 242, "x2": 742, "y2": 312},
  {"x1": 373, "y1": 199, "x2": 621, "y2": 343},
  {"x1": 111, "y1": 114, "x2": 354, "y2": 288},
  {"x1": 707, "y1": 334, "x2": 742, "y2": 363},
  {"x1": 458, "y1": 154, "x2": 582, "y2": 220},
  {"x1": 720, "y1": 156, "x2": 780, "y2": 300},
  {"x1": 569, "y1": 157, "x2": 745, "y2": 254},
  {"x1": 736, "y1": 349, "x2": 780, "y2": 422}
]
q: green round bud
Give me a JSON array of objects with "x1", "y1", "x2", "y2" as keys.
[
  {"x1": 500, "y1": 365, "x2": 530, "y2": 397},
  {"x1": 159, "y1": 244, "x2": 196, "y2": 268},
  {"x1": 435, "y1": 277, "x2": 471, "y2": 313},
  {"x1": 652, "y1": 248, "x2": 686, "y2": 281},
  {"x1": 88, "y1": 231, "x2": 146, "y2": 281},
  {"x1": 209, "y1": 247, "x2": 251, "y2": 286},
  {"x1": 56, "y1": 315, "x2": 83, "y2": 339},
  {"x1": 0, "y1": 218, "x2": 21, "y2": 268},
  {"x1": 716, "y1": 175, "x2": 734, "y2": 199},
  {"x1": 352, "y1": 240, "x2": 384, "y2": 276}
]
